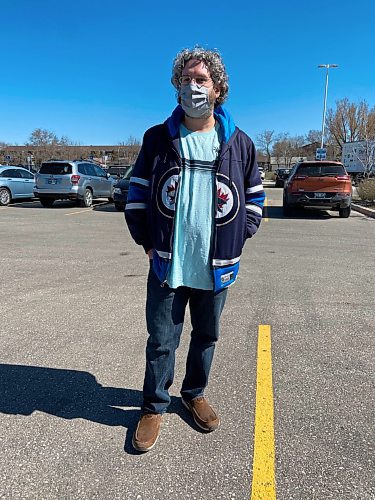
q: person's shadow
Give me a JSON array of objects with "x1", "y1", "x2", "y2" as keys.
[{"x1": 0, "y1": 364, "x2": 193, "y2": 455}]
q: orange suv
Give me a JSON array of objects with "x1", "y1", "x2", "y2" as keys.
[{"x1": 283, "y1": 161, "x2": 352, "y2": 218}]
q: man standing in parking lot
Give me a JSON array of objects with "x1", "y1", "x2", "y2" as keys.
[{"x1": 125, "y1": 46, "x2": 265, "y2": 452}]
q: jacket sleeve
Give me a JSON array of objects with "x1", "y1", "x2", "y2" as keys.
[
  {"x1": 124, "y1": 130, "x2": 153, "y2": 253},
  {"x1": 244, "y1": 140, "x2": 265, "y2": 239}
]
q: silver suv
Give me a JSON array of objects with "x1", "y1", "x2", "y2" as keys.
[{"x1": 34, "y1": 160, "x2": 115, "y2": 207}]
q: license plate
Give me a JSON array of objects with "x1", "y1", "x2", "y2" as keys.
[
  {"x1": 48, "y1": 179, "x2": 57, "y2": 185},
  {"x1": 314, "y1": 192, "x2": 325, "y2": 198}
]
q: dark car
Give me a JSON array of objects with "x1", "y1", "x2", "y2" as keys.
[
  {"x1": 275, "y1": 168, "x2": 291, "y2": 187},
  {"x1": 113, "y1": 166, "x2": 134, "y2": 211},
  {"x1": 283, "y1": 161, "x2": 352, "y2": 217}
]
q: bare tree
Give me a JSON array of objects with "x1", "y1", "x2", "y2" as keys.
[
  {"x1": 272, "y1": 133, "x2": 305, "y2": 167},
  {"x1": 256, "y1": 130, "x2": 274, "y2": 168},
  {"x1": 28, "y1": 128, "x2": 59, "y2": 146},
  {"x1": 117, "y1": 136, "x2": 141, "y2": 164},
  {"x1": 26, "y1": 129, "x2": 82, "y2": 165},
  {"x1": 305, "y1": 129, "x2": 321, "y2": 144},
  {"x1": 326, "y1": 99, "x2": 375, "y2": 154}
]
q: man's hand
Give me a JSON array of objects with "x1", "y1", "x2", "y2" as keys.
[{"x1": 147, "y1": 249, "x2": 154, "y2": 259}]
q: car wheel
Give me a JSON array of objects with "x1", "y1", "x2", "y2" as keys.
[
  {"x1": 108, "y1": 197, "x2": 114, "y2": 203},
  {"x1": 81, "y1": 188, "x2": 93, "y2": 207},
  {"x1": 339, "y1": 206, "x2": 351, "y2": 218},
  {"x1": 0, "y1": 187, "x2": 11, "y2": 206},
  {"x1": 114, "y1": 203, "x2": 124, "y2": 212},
  {"x1": 39, "y1": 197, "x2": 55, "y2": 207}
]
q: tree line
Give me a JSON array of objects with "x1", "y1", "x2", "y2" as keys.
[
  {"x1": 256, "y1": 98, "x2": 375, "y2": 171},
  {"x1": 0, "y1": 129, "x2": 141, "y2": 167},
  {"x1": 2, "y1": 99, "x2": 374, "y2": 172}
]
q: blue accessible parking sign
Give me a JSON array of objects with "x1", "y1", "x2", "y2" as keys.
[{"x1": 315, "y1": 148, "x2": 327, "y2": 160}]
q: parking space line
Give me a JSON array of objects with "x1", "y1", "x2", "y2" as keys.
[
  {"x1": 65, "y1": 208, "x2": 93, "y2": 216},
  {"x1": 251, "y1": 324, "x2": 276, "y2": 500},
  {"x1": 263, "y1": 197, "x2": 269, "y2": 222},
  {"x1": 64, "y1": 201, "x2": 110, "y2": 216}
]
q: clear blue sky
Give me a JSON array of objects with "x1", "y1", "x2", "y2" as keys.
[{"x1": 1, "y1": 0, "x2": 374, "y2": 145}]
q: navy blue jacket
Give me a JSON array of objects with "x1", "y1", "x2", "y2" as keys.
[{"x1": 125, "y1": 105, "x2": 265, "y2": 292}]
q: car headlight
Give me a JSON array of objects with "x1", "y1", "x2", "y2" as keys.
[{"x1": 114, "y1": 188, "x2": 122, "y2": 194}]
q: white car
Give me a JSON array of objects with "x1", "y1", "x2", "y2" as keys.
[{"x1": 258, "y1": 167, "x2": 265, "y2": 181}]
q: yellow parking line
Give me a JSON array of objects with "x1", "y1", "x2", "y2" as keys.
[
  {"x1": 65, "y1": 208, "x2": 92, "y2": 216},
  {"x1": 64, "y1": 201, "x2": 109, "y2": 216},
  {"x1": 263, "y1": 197, "x2": 269, "y2": 222},
  {"x1": 251, "y1": 325, "x2": 276, "y2": 500}
]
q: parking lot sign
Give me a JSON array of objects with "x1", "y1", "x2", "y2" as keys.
[{"x1": 316, "y1": 148, "x2": 327, "y2": 160}]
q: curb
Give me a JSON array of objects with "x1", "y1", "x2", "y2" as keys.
[{"x1": 351, "y1": 203, "x2": 375, "y2": 219}]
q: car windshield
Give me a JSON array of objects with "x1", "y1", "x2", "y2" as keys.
[
  {"x1": 297, "y1": 164, "x2": 346, "y2": 177},
  {"x1": 39, "y1": 163, "x2": 72, "y2": 175}
]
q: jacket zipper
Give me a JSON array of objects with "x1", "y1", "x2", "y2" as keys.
[
  {"x1": 160, "y1": 145, "x2": 182, "y2": 287},
  {"x1": 212, "y1": 156, "x2": 224, "y2": 274}
]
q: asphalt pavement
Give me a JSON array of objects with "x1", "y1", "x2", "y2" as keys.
[{"x1": 0, "y1": 192, "x2": 374, "y2": 499}]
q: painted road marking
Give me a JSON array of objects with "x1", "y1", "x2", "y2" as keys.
[
  {"x1": 65, "y1": 208, "x2": 92, "y2": 216},
  {"x1": 263, "y1": 197, "x2": 269, "y2": 222},
  {"x1": 65, "y1": 201, "x2": 109, "y2": 216},
  {"x1": 251, "y1": 324, "x2": 276, "y2": 500}
]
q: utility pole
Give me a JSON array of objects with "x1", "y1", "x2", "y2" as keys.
[{"x1": 318, "y1": 64, "x2": 338, "y2": 149}]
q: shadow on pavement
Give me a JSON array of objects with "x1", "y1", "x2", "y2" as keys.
[
  {"x1": 0, "y1": 364, "x2": 196, "y2": 455},
  {"x1": 10, "y1": 200, "x2": 110, "y2": 210},
  {"x1": 92, "y1": 203, "x2": 119, "y2": 213},
  {"x1": 10, "y1": 200, "x2": 77, "y2": 209},
  {"x1": 265, "y1": 205, "x2": 333, "y2": 220}
]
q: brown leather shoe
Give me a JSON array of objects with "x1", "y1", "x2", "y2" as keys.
[
  {"x1": 182, "y1": 396, "x2": 220, "y2": 432},
  {"x1": 132, "y1": 413, "x2": 162, "y2": 452}
]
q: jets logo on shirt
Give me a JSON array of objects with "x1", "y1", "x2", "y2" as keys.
[
  {"x1": 217, "y1": 187, "x2": 230, "y2": 213},
  {"x1": 157, "y1": 168, "x2": 180, "y2": 218},
  {"x1": 215, "y1": 174, "x2": 239, "y2": 226},
  {"x1": 166, "y1": 180, "x2": 178, "y2": 206},
  {"x1": 157, "y1": 169, "x2": 239, "y2": 225}
]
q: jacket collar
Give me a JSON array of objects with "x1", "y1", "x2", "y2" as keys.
[{"x1": 165, "y1": 105, "x2": 236, "y2": 145}]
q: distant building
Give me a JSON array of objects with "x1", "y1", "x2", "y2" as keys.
[
  {"x1": 256, "y1": 153, "x2": 269, "y2": 170},
  {"x1": 270, "y1": 156, "x2": 307, "y2": 170},
  {"x1": 300, "y1": 142, "x2": 337, "y2": 161}
]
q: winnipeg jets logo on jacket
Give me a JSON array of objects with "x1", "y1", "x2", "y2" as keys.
[{"x1": 124, "y1": 105, "x2": 266, "y2": 292}]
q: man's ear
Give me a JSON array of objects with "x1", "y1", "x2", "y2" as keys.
[{"x1": 214, "y1": 86, "x2": 220, "y2": 99}]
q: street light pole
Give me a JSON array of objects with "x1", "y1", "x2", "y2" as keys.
[{"x1": 318, "y1": 64, "x2": 338, "y2": 149}]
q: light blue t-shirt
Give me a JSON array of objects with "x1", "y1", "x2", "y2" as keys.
[{"x1": 166, "y1": 122, "x2": 221, "y2": 290}]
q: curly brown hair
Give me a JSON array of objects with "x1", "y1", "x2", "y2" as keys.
[{"x1": 171, "y1": 46, "x2": 229, "y2": 106}]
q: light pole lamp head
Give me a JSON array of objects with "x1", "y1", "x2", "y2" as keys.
[{"x1": 318, "y1": 64, "x2": 339, "y2": 68}]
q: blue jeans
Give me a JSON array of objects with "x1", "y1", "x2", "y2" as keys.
[{"x1": 142, "y1": 263, "x2": 228, "y2": 414}]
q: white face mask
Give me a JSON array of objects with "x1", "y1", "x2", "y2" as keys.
[{"x1": 179, "y1": 84, "x2": 214, "y2": 118}]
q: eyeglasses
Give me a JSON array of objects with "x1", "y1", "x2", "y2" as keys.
[{"x1": 178, "y1": 76, "x2": 213, "y2": 87}]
